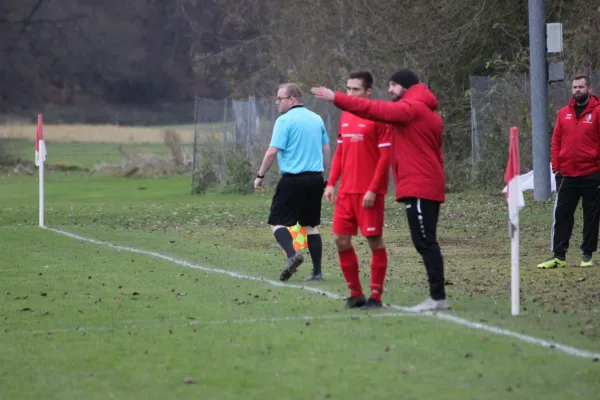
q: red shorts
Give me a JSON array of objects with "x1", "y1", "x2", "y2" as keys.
[{"x1": 332, "y1": 193, "x2": 385, "y2": 237}]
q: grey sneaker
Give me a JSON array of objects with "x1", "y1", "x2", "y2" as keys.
[
  {"x1": 279, "y1": 253, "x2": 304, "y2": 281},
  {"x1": 407, "y1": 298, "x2": 450, "y2": 312},
  {"x1": 304, "y1": 273, "x2": 323, "y2": 281}
]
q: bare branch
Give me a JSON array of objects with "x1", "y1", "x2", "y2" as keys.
[{"x1": 20, "y1": 0, "x2": 45, "y2": 32}]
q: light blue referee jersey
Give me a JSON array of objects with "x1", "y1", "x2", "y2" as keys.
[{"x1": 269, "y1": 106, "x2": 329, "y2": 174}]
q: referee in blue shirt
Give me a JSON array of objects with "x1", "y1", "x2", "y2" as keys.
[{"x1": 255, "y1": 83, "x2": 331, "y2": 281}]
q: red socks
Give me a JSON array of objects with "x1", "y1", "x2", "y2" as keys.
[
  {"x1": 369, "y1": 248, "x2": 388, "y2": 302},
  {"x1": 338, "y1": 247, "x2": 388, "y2": 301},
  {"x1": 338, "y1": 247, "x2": 362, "y2": 297}
]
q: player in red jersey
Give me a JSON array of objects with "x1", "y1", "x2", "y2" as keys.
[{"x1": 324, "y1": 71, "x2": 391, "y2": 309}]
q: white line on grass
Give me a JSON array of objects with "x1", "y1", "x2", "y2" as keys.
[
  {"x1": 5, "y1": 312, "x2": 416, "y2": 335},
  {"x1": 43, "y1": 226, "x2": 600, "y2": 360}
]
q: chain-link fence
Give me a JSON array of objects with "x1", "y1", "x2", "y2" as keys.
[
  {"x1": 191, "y1": 88, "x2": 396, "y2": 194},
  {"x1": 191, "y1": 95, "x2": 343, "y2": 193},
  {"x1": 469, "y1": 72, "x2": 600, "y2": 188},
  {"x1": 193, "y1": 77, "x2": 595, "y2": 194}
]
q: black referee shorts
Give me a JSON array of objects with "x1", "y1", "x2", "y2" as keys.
[{"x1": 268, "y1": 172, "x2": 325, "y2": 227}]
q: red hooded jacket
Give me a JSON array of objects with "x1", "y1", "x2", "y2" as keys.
[
  {"x1": 551, "y1": 94, "x2": 600, "y2": 177},
  {"x1": 333, "y1": 84, "x2": 445, "y2": 202}
]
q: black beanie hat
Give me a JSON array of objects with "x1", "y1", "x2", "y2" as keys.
[{"x1": 389, "y1": 68, "x2": 419, "y2": 89}]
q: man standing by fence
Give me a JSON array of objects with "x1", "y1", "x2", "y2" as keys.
[
  {"x1": 312, "y1": 68, "x2": 449, "y2": 312},
  {"x1": 538, "y1": 74, "x2": 600, "y2": 269},
  {"x1": 255, "y1": 83, "x2": 331, "y2": 281},
  {"x1": 325, "y1": 71, "x2": 391, "y2": 309}
]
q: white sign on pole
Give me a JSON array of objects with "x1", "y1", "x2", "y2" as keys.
[{"x1": 546, "y1": 23, "x2": 563, "y2": 53}]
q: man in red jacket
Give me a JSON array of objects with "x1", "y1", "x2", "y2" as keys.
[
  {"x1": 324, "y1": 70, "x2": 391, "y2": 309},
  {"x1": 312, "y1": 68, "x2": 448, "y2": 312},
  {"x1": 538, "y1": 74, "x2": 600, "y2": 269}
]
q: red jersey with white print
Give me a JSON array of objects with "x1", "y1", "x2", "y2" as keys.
[
  {"x1": 334, "y1": 85, "x2": 445, "y2": 202},
  {"x1": 335, "y1": 111, "x2": 391, "y2": 194},
  {"x1": 551, "y1": 94, "x2": 600, "y2": 177}
]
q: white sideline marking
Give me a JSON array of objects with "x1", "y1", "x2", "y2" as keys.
[
  {"x1": 43, "y1": 227, "x2": 600, "y2": 360},
  {"x1": 5, "y1": 312, "x2": 416, "y2": 336}
]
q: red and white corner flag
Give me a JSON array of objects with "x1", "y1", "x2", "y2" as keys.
[
  {"x1": 35, "y1": 114, "x2": 47, "y2": 167},
  {"x1": 504, "y1": 126, "x2": 524, "y2": 316},
  {"x1": 505, "y1": 126, "x2": 524, "y2": 228}
]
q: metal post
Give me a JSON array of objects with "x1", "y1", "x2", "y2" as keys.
[
  {"x1": 528, "y1": 0, "x2": 551, "y2": 201},
  {"x1": 191, "y1": 96, "x2": 199, "y2": 194},
  {"x1": 222, "y1": 98, "x2": 228, "y2": 182},
  {"x1": 246, "y1": 96, "x2": 252, "y2": 159}
]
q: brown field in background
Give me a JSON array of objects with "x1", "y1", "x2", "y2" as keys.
[{"x1": 0, "y1": 124, "x2": 200, "y2": 144}]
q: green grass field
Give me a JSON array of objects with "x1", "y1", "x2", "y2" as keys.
[{"x1": 1, "y1": 139, "x2": 599, "y2": 399}]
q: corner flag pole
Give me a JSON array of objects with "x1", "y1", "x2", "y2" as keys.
[
  {"x1": 39, "y1": 154, "x2": 44, "y2": 227},
  {"x1": 505, "y1": 126, "x2": 525, "y2": 316},
  {"x1": 510, "y1": 198, "x2": 520, "y2": 316},
  {"x1": 35, "y1": 114, "x2": 47, "y2": 228}
]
